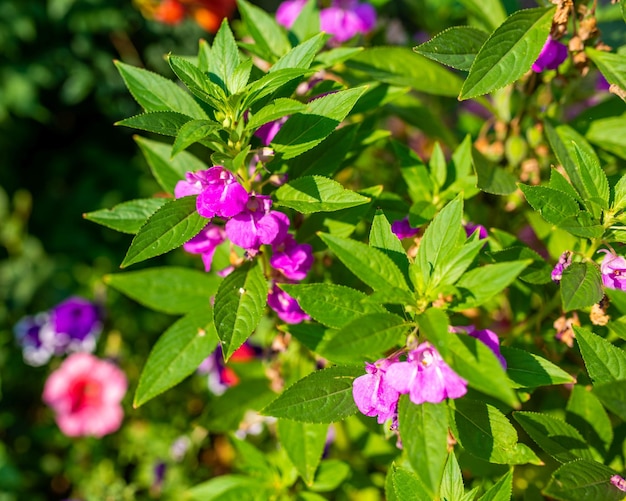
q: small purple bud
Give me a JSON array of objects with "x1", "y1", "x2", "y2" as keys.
[
  {"x1": 391, "y1": 217, "x2": 420, "y2": 240},
  {"x1": 551, "y1": 251, "x2": 572, "y2": 283},
  {"x1": 532, "y1": 36, "x2": 568, "y2": 73}
]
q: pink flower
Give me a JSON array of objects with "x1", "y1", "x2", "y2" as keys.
[
  {"x1": 320, "y1": 0, "x2": 376, "y2": 44},
  {"x1": 183, "y1": 223, "x2": 226, "y2": 272},
  {"x1": 532, "y1": 36, "x2": 568, "y2": 73},
  {"x1": 43, "y1": 353, "x2": 127, "y2": 437},
  {"x1": 175, "y1": 167, "x2": 249, "y2": 219},
  {"x1": 391, "y1": 216, "x2": 420, "y2": 240},
  {"x1": 611, "y1": 475, "x2": 626, "y2": 492},
  {"x1": 270, "y1": 235, "x2": 314, "y2": 281},
  {"x1": 551, "y1": 250, "x2": 572, "y2": 283},
  {"x1": 267, "y1": 284, "x2": 310, "y2": 324},
  {"x1": 599, "y1": 249, "x2": 626, "y2": 290},
  {"x1": 385, "y1": 343, "x2": 467, "y2": 405},
  {"x1": 352, "y1": 357, "x2": 400, "y2": 424},
  {"x1": 276, "y1": 0, "x2": 307, "y2": 29},
  {"x1": 225, "y1": 195, "x2": 290, "y2": 251}
]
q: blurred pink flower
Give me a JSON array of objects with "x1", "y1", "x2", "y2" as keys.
[{"x1": 43, "y1": 353, "x2": 127, "y2": 437}]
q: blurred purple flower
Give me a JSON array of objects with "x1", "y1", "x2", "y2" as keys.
[
  {"x1": 225, "y1": 195, "x2": 289, "y2": 251},
  {"x1": 352, "y1": 357, "x2": 400, "y2": 424},
  {"x1": 198, "y1": 343, "x2": 258, "y2": 395},
  {"x1": 267, "y1": 284, "x2": 310, "y2": 324},
  {"x1": 320, "y1": 0, "x2": 376, "y2": 44},
  {"x1": 51, "y1": 297, "x2": 102, "y2": 346},
  {"x1": 270, "y1": 235, "x2": 314, "y2": 281},
  {"x1": 14, "y1": 313, "x2": 55, "y2": 366},
  {"x1": 532, "y1": 36, "x2": 567, "y2": 72},
  {"x1": 464, "y1": 222, "x2": 488, "y2": 240},
  {"x1": 276, "y1": 0, "x2": 307, "y2": 28},
  {"x1": 386, "y1": 343, "x2": 467, "y2": 405},
  {"x1": 391, "y1": 216, "x2": 420, "y2": 240},
  {"x1": 551, "y1": 250, "x2": 572, "y2": 283},
  {"x1": 599, "y1": 249, "x2": 626, "y2": 290},
  {"x1": 183, "y1": 223, "x2": 226, "y2": 272}
]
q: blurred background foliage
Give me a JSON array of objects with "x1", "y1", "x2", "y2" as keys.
[{"x1": 1, "y1": 0, "x2": 625, "y2": 499}]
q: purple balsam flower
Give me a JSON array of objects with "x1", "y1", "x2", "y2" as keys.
[
  {"x1": 320, "y1": 0, "x2": 376, "y2": 44},
  {"x1": 267, "y1": 284, "x2": 310, "y2": 324},
  {"x1": 352, "y1": 358, "x2": 400, "y2": 424},
  {"x1": 391, "y1": 216, "x2": 420, "y2": 240},
  {"x1": 183, "y1": 223, "x2": 226, "y2": 272},
  {"x1": 255, "y1": 117, "x2": 288, "y2": 146},
  {"x1": 611, "y1": 475, "x2": 626, "y2": 492},
  {"x1": 532, "y1": 36, "x2": 568, "y2": 73},
  {"x1": 464, "y1": 222, "x2": 488, "y2": 240},
  {"x1": 551, "y1": 250, "x2": 572, "y2": 283},
  {"x1": 276, "y1": 0, "x2": 307, "y2": 28},
  {"x1": 225, "y1": 195, "x2": 289, "y2": 251},
  {"x1": 270, "y1": 235, "x2": 314, "y2": 281},
  {"x1": 386, "y1": 343, "x2": 467, "y2": 405},
  {"x1": 599, "y1": 249, "x2": 626, "y2": 290}
]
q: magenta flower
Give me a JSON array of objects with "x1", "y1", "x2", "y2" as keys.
[
  {"x1": 611, "y1": 475, "x2": 626, "y2": 492},
  {"x1": 276, "y1": 0, "x2": 307, "y2": 29},
  {"x1": 551, "y1": 250, "x2": 572, "y2": 283},
  {"x1": 391, "y1": 216, "x2": 420, "y2": 240},
  {"x1": 320, "y1": 0, "x2": 376, "y2": 44},
  {"x1": 352, "y1": 358, "x2": 400, "y2": 424},
  {"x1": 255, "y1": 117, "x2": 288, "y2": 146},
  {"x1": 532, "y1": 36, "x2": 568, "y2": 73},
  {"x1": 385, "y1": 343, "x2": 467, "y2": 405},
  {"x1": 452, "y1": 325, "x2": 507, "y2": 369},
  {"x1": 270, "y1": 235, "x2": 314, "y2": 280},
  {"x1": 43, "y1": 353, "x2": 127, "y2": 437},
  {"x1": 464, "y1": 222, "x2": 488, "y2": 240},
  {"x1": 225, "y1": 195, "x2": 290, "y2": 251},
  {"x1": 267, "y1": 284, "x2": 310, "y2": 324},
  {"x1": 599, "y1": 249, "x2": 626, "y2": 290},
  {"x1": 175, "y1": 167, "x2": 249, "y2": 219},
  {"x1": 183, "y1": 223, "x2": 226, "y2": 272}
]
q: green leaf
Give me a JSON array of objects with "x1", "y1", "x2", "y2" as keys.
[
  {"x1": 104, "y1": 267, "x2": 219, "y2": 314},
  {"x1": 457, "y1": 0, "x2": 507, "y2": 31},
  {"x1": 586, "y1": 47, "x2": 626, "y2": 93},
  {"x1": 370, "y1": 210, "x2": 410, "y2": 279},
  {"x1": 399, "y1": 398, "x2": 448, "y2": 496},
  {"x1": 451, "y1": 261, "x2": 531, "y2": 311},
  {"x1": 261, "y1": 366, "x2": 362, "y2": 423},
  {"x1": 213, "y1": 261, "x2": 267, "y2": 360},
  {"x1": 439, "y1": 452, "x2": 464, "y2": 501},
  {"x1": 346, "y1": 47, "x2": 463, "y2": 97},
  {"x1": 171, "y1": 119, "x2": 219, "y2": 156},
  {"x1": 387, "y1": 464, "x2": 433, "y2": 501},
  {"x1": 478, "y1": 469, "x2": 513, "y2": 501},
  {"x1": 587, "y1": 115, "x2": 626, "y2": 160},
  {"x1": 237, "y1": 0, "x2": 291, "y2": 61},
  {"x1": 560, "y1": 262, "x2": 603, "y2": 312},
  {"x1": 242, "y1": 68, "x2": 310, "y2": 110},
  {"x1": 168, "y1": 55, "x2": 227, "y2": 109},
  {"x1": 436, "y1": 235, "x2": 485, "y2": 289},
  {"x1": 246, "y1": 98, "x2": 307, "y2": 131},
  {"x1": 279, "y1": 283, "x2": 387, "y2": 329},
  {"x1": 210, "y1": 20, "x2": 242, "y2": 94},
  {"x1": 419, "y1": 309, "x2": 518, "y2": 407},
  {"x1": 320, "y1": 313, "x2": 409, "y2": 363},
  {"x1": 274, "y1": 175, "x2": 370, "y2": 213},
  {"x1": 473, "y1": 147, "x2": 517, "y2": 195},
  {"x1": 549, "y1": 167, "x2": 583, "y2": 204},
  {"x1": 414, "y1": 26, "x2": 489, "y2": 71},
  {"x1": 487, "y1": 246, "x2": 553, "y2": 285},
  {"x1": 593, "y1": 379, "x2": 626, "y2": 422},
  {"x1": 566, "y1": 385, "x2": 613, "y2": 459},
  {"x1": 83, "y1": 198, "x2": 168, "y2": 234},
  {"x1": 429, "y1": 142, "x2": 447, "y2": 190},
  {"x1": 290, "y1": 0, "x2": 320, "y2": 43},
  {"x1": 320, "y1": 233, "x2": 410, "y2": 292},
  {"x1": 272, "y1": 87, "x2": 367, "y2": 159},
  {"x1": 134, "y1": 308, "x2": 218, "y2": 407},
  {"x1": 571, "y1": 141, "x2": 610, "y2": 209},
  {"x1": 459, "y1": 7, "x2": 555, "y2": 100},
  {"x1": 277, "y1": 419, "x2": 328, "y2": 485},
  {"x1": 135, "y1": 136, "x2": 207, "y2": 195},
  {"x1": 415, "y1": 195, "x2": 463, "y2": 293},
  {"x1": 229, "y1": 58, "x2": 253, "y2": 95},
  {"x1": 314, "y1": 47, "x2": 364, "y2": 67},
  {"x1": 272, "y1": 32, "x2": 328, "y2": 72},
  {"x1": 187, "y1": 475, "x2": 270, "y2": 501},
  {"x1": 514, "y1": 411, "x2": 594, "y2": 463},
  {"x1": 518, "y1": 185, "x2": 581, "y2": 225},
  {"x1": 309, "y1": 460, "x2": 351, "y2": 492},
  {"x1": 115, "y1": 60, "x2": 206, "y2": 118},
  {"x1": 451, "y1": 399, "x2": 530, "y2": 464},
  {"x1": 575, "y1": 326, "x2": 626, "y2": 384},
  {"x1": 502, "y1": 346, "x2": 575, "y2": 388},
  {"x1": 116, "y1": 111, "x2": 192, "y2": 137},
  {"x1": 543, "y1": 459, "x2": 625, "y2": 501},
  {"x1": 121, "y1": 196, "x2": 207, "y2": 268}
]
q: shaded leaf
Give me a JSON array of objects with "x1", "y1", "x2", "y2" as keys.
[
  {"x1": 277, "y1": 419, "x2": 328, "y2": 485},
  {"x1": 415, "y1": 26, "x2": 489, "y2": 71},
  {"x1": 502, "y1": 346, "x2": 575, "y2": 388},
  {"x1": 575, "y1": 325, "x2": 626, "y2": 384},
  {"x1": 84, "y1": 198, "x2": 168, "y2": 234},
  {"x1": 543, "y1": 459, "x2": 624, "y2": 501},
  {"x1": 275, "y1": 176, "x2": 370, "y2": 213}
]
